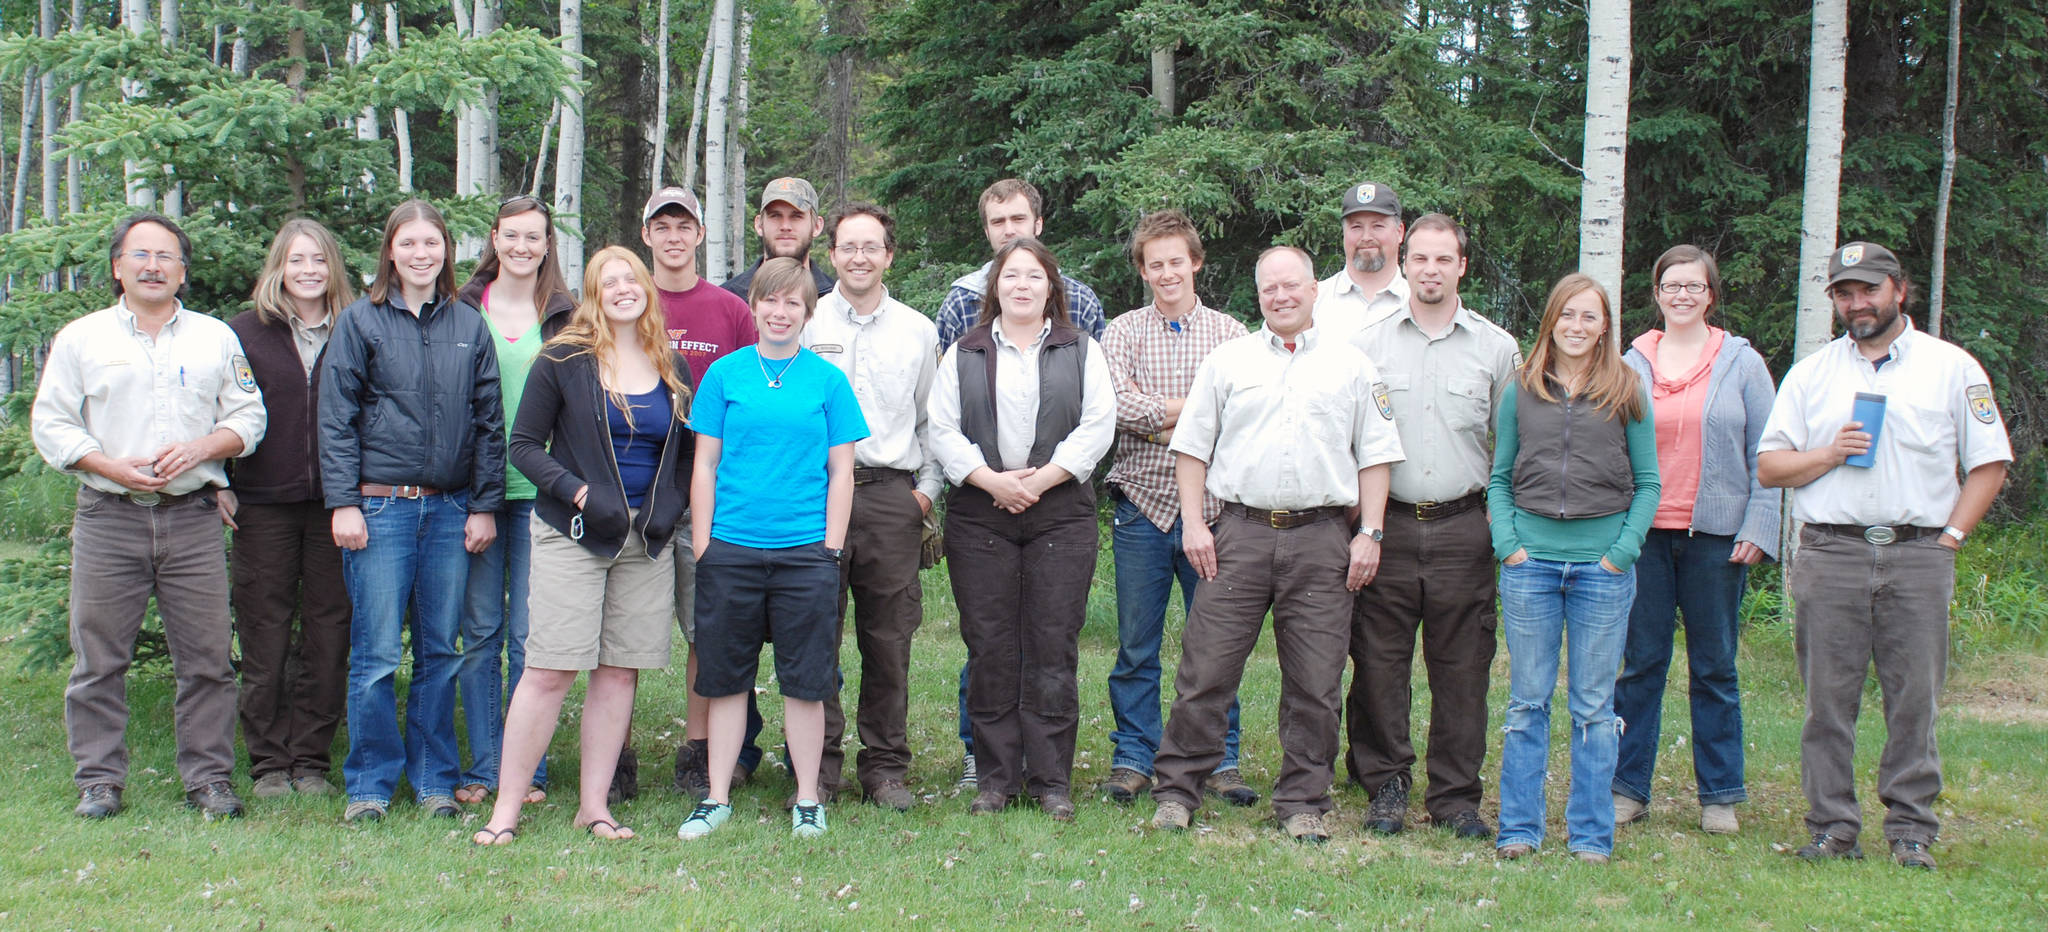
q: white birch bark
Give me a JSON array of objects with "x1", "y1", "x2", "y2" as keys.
[
  {"x1": 702, "y1": 0, "x2": 735, "y2": 280},
  {"x1": 1576, "y1": 0, "x2": 1630, "y2": 306},
  {"x1": 473, "y1": 0, "x2": 500, "y2": 195},
  {"x1": 531, "y1": 100, "x2": 557, "y2": 197},
  {"x1": 727, "y1": 6, "x2": 750, "y2": 279},
  {"x1": 66, "y1": 0, "x2": 80, "y2": 215},
  {"x1": 9, "y1": 80, "x2": 35, "y2": 232},
  {"x1": 1150, "y1": 47, "x2": 1175, "y2": 115},
  {"x1": 649, "y1": 0, "x2": 671, "y2": 188},
  {"x1": 39, "y1": 0, "x2": 57, "y2": 222},
  {"x1": 1928, "y1": 0, "x2": 1961, "y2": 339},
  {"x1": 681, "y1": 28, "x2": 712, "y2": 190},
  {"x1": 450, "y1": 0, "x2": 472, "y2": 202},
  {"x1": 121, "y1": 0, "x2": 152, "y2": 206},
  {"x1": 387, "y1": 3, "x2": 413, "y2": 191},
  {"x1": 1795, "y1": 0, "x2": 1848, "y2": 360},
  {"x1": 158, "y1": 0, "x2": 180, "y2": 217},
  {"x1": 554, "y1": 0, "x2": 586, "y2": 284}
]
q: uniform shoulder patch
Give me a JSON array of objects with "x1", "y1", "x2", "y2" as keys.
[
  {"x1": 233, "y1": 355, "x2": 256, "y2": 392},
  {"x1": 1966, "y1": 383, "x2": 1998, "y2": 424},
  {"x1": 1371, "y1": 380, "x2": 1394, "y2": 420}
]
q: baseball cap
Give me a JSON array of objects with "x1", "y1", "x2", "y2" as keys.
[
  {"x1": 1341, "y1": 181, "x2": 1401, "y2": 218},
  {"x1": 759, "y1": 177, "x2": 820, "y2": 215},
  {"x1": 641, "y1": 186, "x2": 703, "y2": 224},
  {"x1": 1827, "y1": 241, "x2": 1903, "y2": 288}
]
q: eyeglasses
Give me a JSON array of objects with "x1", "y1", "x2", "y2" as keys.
[
  {"x1": 1657, "y1": 282, "x2": 1709, "y2": 295},
  {"x1": 124, "y1": 250, "x2": 185, "y2": 265},
  {"x1": 832, "y1": 243, "x2": 888, "y2": 257}
]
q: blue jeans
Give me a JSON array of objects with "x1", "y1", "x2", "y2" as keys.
[
  {"x1": 1497, "y1": 557, "x2": 1634, "y2": 856},
  {"x1": 1613, "y1": 530, "x2": 1748, "y2": 807},
  {"x1": 458, "y1": 499, "x2": 546, "y2": 790},
  {"x1": 343, "y1": 492, "x2": 472, "y2": 805},
  {"x1": 1108, "y1": 499, "x2": 1240, "y2": 775}
]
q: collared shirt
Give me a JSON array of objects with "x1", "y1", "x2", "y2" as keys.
[
  {"x1": 934, "y1": 263, "x2": 1107, "y2": 349},
  {"x1": 1313, "y1": 270, "x2": 1410, "y2": 346},
  {"x1": 1352, "y1": 299, "x2": 1521, "y2": 503},
  {"x1": 801, "y1": 284, "x2": 945, "y2": 503},
  {"x1": 287, "y1": 310, "x2": 333, "y2": 377},
  {"x1": 928, "y1": 321, "x2": 1116, "y2": 486},
  {"x1": 1759, "y1": 320, "x2": 2012, "y2": 527},
  {"x1": 1102, "y1": 301, "x2": 1248, "y2": 529},
  {"x1": 1171, "y1": 325, "x2": 1405, "y2": 511},
  {"x1": 32, "y1": 300, "x2": 268, "y2": 496}
]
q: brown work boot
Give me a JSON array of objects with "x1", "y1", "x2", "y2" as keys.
[
  {"x1": 1151, "y1": 800, "x2": 1192, "y2": 831},
  {"x1": 866, "y1": 780, "x2": 916, "y2": 811},
  {"x1": 1795, "y1": 830, "x2": 1865, "y2": 861},
  {"x1": 1203, "y1": 768, "x2": 1259, "y2": 807},
  {"x1": 1364, "y1": 773, "x2": 1411, "y2": 834},
  {"x1": 1096, "y1": 767, "x2": 1152, "y2": 804},
  {"x1": 1281, "y1": 811, "x2": 1330, "y2": 843}
]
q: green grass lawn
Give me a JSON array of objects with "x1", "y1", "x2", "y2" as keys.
[{"x1": 2, "y1": 548, "x2": 2046, "y2": 928}]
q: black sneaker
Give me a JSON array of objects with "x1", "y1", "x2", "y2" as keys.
[
  {"x1": 609, "y1": 747, "x2": 639, "y2": 804},
  {"x1": 1364, "y1": 773, "x2": 1411, "y2": 834},
  {"x1": 185, "y1": 781, "x2": 245, "y2": 820},
  {"x1": 1795, "y1": 831, "x2": 1865, "y2": 860},
  {"x1": 75, "y1": 783, "x2": 123, "y2": 819},
  {"x1": 1889, "y1": 838, "x2": 1936, "y2": 870},
  {"x1": 1443, "y1": 808, "x2": 1492, "y2": 840},
  {"x1": 673, "y1": 741, "x2": 710, "y2": 800}
]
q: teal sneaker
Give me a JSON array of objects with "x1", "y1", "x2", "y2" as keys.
[
  {"x1": 791, "y1": 799, "x2": 827, "y2": 838},
  {"x1": 677, "y1": 800, "x2": 732, "y2": 840}
]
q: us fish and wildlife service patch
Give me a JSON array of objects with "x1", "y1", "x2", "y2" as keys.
[
  {"x1": 233, "y1": 356, "x2": 256, "y2": 392},
  {"x1": 1967, "y1": 383, "x2": 1999, "y2": 424},
  {"x1": 1372, "y1": 381, "x2": 1394, "y2": 420}
]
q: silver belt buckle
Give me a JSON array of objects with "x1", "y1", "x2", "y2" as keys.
[
  {"x1": 1862, "y1": 525, "x2": 1897, "y2": 545},
  {"x1": 127, "y1": 491, "x2": 162, "y2": 507}
]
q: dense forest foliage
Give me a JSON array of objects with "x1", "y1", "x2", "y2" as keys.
[{"x1": 2, "y1": 0, "x2": 2044, "y2": 508}]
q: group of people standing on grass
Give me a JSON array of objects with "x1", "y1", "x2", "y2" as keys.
[{"x1": 33, "y1": 173, "x2": 2007, "y2": 870}]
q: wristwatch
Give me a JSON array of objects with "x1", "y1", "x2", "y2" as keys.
[
  {"x1": 1355, "y1": 526, "x2": 1383, "y2": 542},
  {"x1": 1941, "y1": 526, "x2": 1967, "y2": 545}
]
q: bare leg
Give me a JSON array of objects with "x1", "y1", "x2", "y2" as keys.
[
  {"x1": 704, "y1": 693, "x2": 748, "y2": 804},
  {"x1": 574, "y1": 665, "x2": 640, "y2": 839},
  {"x1": 475, "y1": 667, "x2": 576, "y2": 844},
  {"x1": 785, "y1": 697, "x2": 825, "y2": 803},
  {"x1": 686, "y1": 650, "x2": 710, "y2": 741}
]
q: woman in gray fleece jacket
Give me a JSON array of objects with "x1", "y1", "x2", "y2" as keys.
[{"x1": 1613, "y1": 246, "x2": 1782, "y2": 836}]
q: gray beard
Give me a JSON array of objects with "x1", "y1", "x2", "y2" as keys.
[
  {"x1": 1349, "y1": 251, "x2": 1386, "y2": 274},
  {"x1": 1845, "y1": 304, "x2": 1900, "y2": 340}
]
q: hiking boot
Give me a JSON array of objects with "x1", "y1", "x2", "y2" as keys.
[
  {"x1": 866, "y1": 781, "x2": 916, "y2": 811},
  {"x1": 75, "y1": 784, "x2": 122, "y2": 819},
  {"x1": 1364, "y1": 773, "x2": 1411, "y2": 834},
  {"x1": 1039, "y1": 792, "x2": 1076, "y2": 822},
  {"x1": 1575, "y1": 850, "x2": 1611, "y2": 865},
  {"x1": 1097, "y1": 768, "x2": 1151, "y2": 805},
  {"x1": 673, "y1": 740, "x2": 711, "y2": 800},
  {"x1": 1613, "y1": 792, "x2": 1648, "y2": 825},
  {"x1": 677, "y1": 800, "x2": 732, "y2": 840},
  {"x1": 1890, "y1": 838, "x2": 1936, "y2": 870},
  {"x1": 1152, "y1": 800, "x2": 1191, "y2": 831},
  {"x1": 420, "y1": 794, "x2": 460, "y2": 818},
  {"x1": 608, "y1": 747, "x2": 639, "y2": 804},
  {"x1": 1443, "y1": 809, "x2": 1492, "y2": 840},
  {"x1": 791, "y1": 799, "x2": 828, "y2": 838},
  {"x1": 1282, "y1": 811, "x2": 1330, "y2": 843},
  {"x1": 968, "y1": 790, "x2": 1008, "y2": 815},
  {"x1": 956, "y1": 754, "x2": 978, "y2": 792},
  {"x1": 185, "y1": 781, "x2": 245, "y2": 820},
  {"x1": 1497, "y1": 842, "x2": 1535, "y2": 860},
  {"x1": 291, "y1": 774, "x2": 338, "y2": 796},
  {"x1": 343, "y1": 800, "x2": 386, "y2": 823},
  {"x1": 1795, "y1": 831, "x2": 1865, "y2": 860},
  {"x1": 1204, "y1": 768, "x2": 1259, "y2": 807},
  {"x1": 1700, "y1": 803, "x2": 1738, "y2": 835},
  {"x1": 251, "y1": 772, "x2": 292, "y2": 799}
]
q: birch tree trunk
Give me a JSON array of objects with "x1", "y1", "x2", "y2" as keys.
[
  {"x1": 1796, "y1": 0, "x2": 1848, "y2": 360},
  {"x1": 450, "y1": 0, "x2": 473, "y2": 202},
  {"x1": 66, "y1": 0, "x2": 80, "y2": 215},
  {"x1": 9, "y1": 81, "x2": 34, "y2": 233},
  {"x1": 681, "y1": 28, "x2": 712, "y2": 190},
  {"x1": 473, "y1": 0, "x2": 500, "y2": 195},
  {"x1": 702, "y1": 0, "x2": 735, "y2": 280},
  {"x1": 158, "y1": 0, "x2": 180, "y2": 216},
  {"x1": 531, "y1": 100, "x2": 558, "y2": 197},
  {"x1": 1928, "y1": 0, "x2": 1961, "y2": 339},
  {"x1": 1576, "y1": 0, "x2": 1630, "y2": 303},
  {"x1": 40, "y1": 0, "x2": 57, "y2": 223},
  {"x1": 1150, "y1": 47, "x2": 1175, "y2": 115},
  {"x1": 349, "y1": 2, "x2": 379, "y2": 192},
  {"x1": 554, "y1": 0, "x2": 586, "y2": 284},
  {"x1": 387, "y1": 3, "x2": 413, "y2": 191},
  {"x1": 821, "y1": 0, "x2": 862, "y2": 205},
  {"x1": 648, "y1": 0, "x2": 672, "y2": 189},
  {"x1": 727, "y1": 6, "x2": 750, "y2": 279},
  {"x1": 121, "y1": 0, "x2": 153, "y2": 206}
]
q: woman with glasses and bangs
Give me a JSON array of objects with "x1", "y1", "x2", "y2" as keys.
[
  {"x1": 1611, "y1": 246, "x2": 1779, "y2": 836},
  {"x1": 452, "y1": 195, "x2": 577, "y2": 809}
]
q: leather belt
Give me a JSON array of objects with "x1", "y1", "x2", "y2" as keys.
[
  {"x1": 853, "y1": 467, "x2": 910, "y2": 486},
  {"x1": 1391, "y1": 492, "x2": 1483, "y2": 522},
  {"x1": 1807, "y1": 523, "x2": 1941, "y2": 545},
  {"x1": 360, "y1": 484, "x2": 444, "y2": 499},
  {"x1": 1223, "y1": 502, "x2": 1345, "y2": 530},
  {"x1": 89, "y1": 486, "x2": 210, "y2": 508}
]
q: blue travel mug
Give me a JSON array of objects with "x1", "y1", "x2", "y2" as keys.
[{"x1": 1844, "y1": 392, "x2": 1886, "y2": 468}]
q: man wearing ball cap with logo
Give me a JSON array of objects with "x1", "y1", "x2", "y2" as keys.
[
  {"x1": 1756, "y1": 240, "x2": 2010, "y2": 870},
  {"x1": 1311, "y1": 180, "x2": 1410, "y2": 346}
]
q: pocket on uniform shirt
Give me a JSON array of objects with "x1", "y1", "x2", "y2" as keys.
[{"x1": 1445, "y1": 377, "x2": 1493, "y2": 432}]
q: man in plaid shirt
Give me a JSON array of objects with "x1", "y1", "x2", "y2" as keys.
[{"x1": 1094, "y1": 211, "x2": 1255, "y2": 807}]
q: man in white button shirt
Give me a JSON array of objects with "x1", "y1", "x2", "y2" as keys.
[
  {"x1": 1150, "y1": 246, "x2": 1404, "y2": 843},
  {"x1": 1758, "y1": 241, "x2": 2010, "y2": 870},
  {"x1": 32, "y1": 212, "x2": 267, "y2": 821},
  {"x1": 800, "y1": 203, "x2": 940, "y2": 810},
  {"x1": 1312, "y1": 180, "x2": 1411, "y2": 345}
]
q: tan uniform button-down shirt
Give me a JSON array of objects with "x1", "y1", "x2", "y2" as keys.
[
  {"x1": 32, "y1": 301, "x2": 268, "y2": 496},
  {"x1": 288, "y1": 311, "x2": 334, "y2": 377},
  {"x1": 1313, "y1": 270, "x2": 1409, "y2": 347},
  {"x1": 1171, "y1": 325, "x2": 1405, "y2": 511},
  {"x1": 802, "y1": 286, "x2": 945, "y2": 503},
  {"x1": 1759, "y1": 321, "x2": 2012, "y2": 527},
  {"x1": 1102, "y1": 301, "x2": 1248, "y2": 530},
  {"x1": 1352, "y1": 300, "x2": 1522, "y2": 504}
]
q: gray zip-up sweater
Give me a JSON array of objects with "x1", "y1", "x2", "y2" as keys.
[{"x1": 1623, "y1": 332, "x2": 1782, "y2": 559}]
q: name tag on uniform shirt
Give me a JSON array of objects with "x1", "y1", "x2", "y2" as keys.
[{"x1": 811, "y1": 343, "x2": 845, "y2": 355}]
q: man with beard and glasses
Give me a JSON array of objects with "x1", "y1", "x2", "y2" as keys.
[
  {"x1": 1757, "y1": 241, "x2": 2010, "y2": 871},
  {"x1": 721, "y1": 177, "x2": 836, "y2": 301},
  {"x1": 1312, "y1": 181, "x2": 1410, "y2": 346}
]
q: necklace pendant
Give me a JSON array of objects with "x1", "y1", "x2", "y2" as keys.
[{"x1": 768, "y1": 378, "x2": 783, "y2": 389}]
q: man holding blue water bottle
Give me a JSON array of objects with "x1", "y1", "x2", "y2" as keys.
[{"x1": 1756, "y1": 241, "x2": 2010, "y2": 871}]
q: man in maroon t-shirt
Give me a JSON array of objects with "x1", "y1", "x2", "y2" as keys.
[{"x1": 637, "y1": 186, "x2": 766, "y2": 801}]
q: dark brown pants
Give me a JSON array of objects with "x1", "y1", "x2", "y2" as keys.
[
  {"x1": 231, "y1": 500, "x2": 351, "y2": 780},
  {"x1": 1344, "y1": 504, "x2": 1497, "y2": 816},
  {"x1": 1154, "y1": 509, "x2": 1352, "y2": 820},
  {"x1": 820, "y1": 472, "x2": 925, "y2": 795},
  {"x1": 945, "y1": 480, "x2": 1097, "y2": 799}
]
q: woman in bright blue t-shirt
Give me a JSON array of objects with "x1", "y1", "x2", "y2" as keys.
[{"x1": 677, "y1": 257, "x2": 869, "y2": 843}]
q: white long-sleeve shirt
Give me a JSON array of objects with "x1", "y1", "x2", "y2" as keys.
[
  {"x1": 801, "y1": 285, "x2": 945, "y2": 503},
  {"x1": 928, "y1": 320, "x2": 1115, "y2": 487}
]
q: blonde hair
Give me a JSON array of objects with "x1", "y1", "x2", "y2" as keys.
[
  {"x1": 1519, "y1": 273, "x2": 1644, "y2": 421},
  {"x1": 251, "y1": 218, "x2": 354, "y2": 326},
  {"x1": 548, "y1": 245, "x2": 691, "y2": 426}
]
